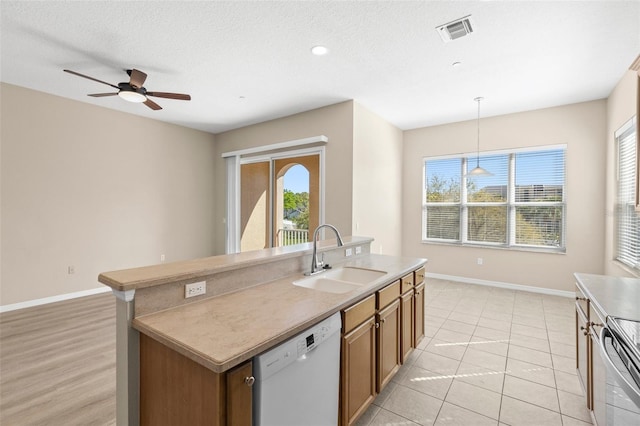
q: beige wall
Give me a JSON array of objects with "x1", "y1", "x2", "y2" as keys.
[
  {"x1": 213, "y1": 101, "x2": 355, "y2": 254},
  {"x1": 605, "y1": 70, "x2": 639, "y2": 277},
  {"x1": 353, "y1": 103, "x2": 403, "y2": 256},
  {"x1": 402, "y1": 100, "x2": 607, "y2": 292},
  {"x1": 1, "y1": 83, "x2": 217, "y2": 305}
]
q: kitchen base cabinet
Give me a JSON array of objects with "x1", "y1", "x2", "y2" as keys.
[
  {"x1": 139, "y1": 334, "x2": 252, "y2": 426},
  {"x1": 340, "y1": 317, "x2": 377, "y2": 426},
  {"x1": 576, "y1": 305, "x2": 591, "y2": 408},
  {"x1": 340, "y1": 267, "x2": 426, "y2": 426},
  {"x1": 377, "y1": 299, "x2": 401, "y2": 392},
  {"x1": 413, "y1": 282, "x2": 425, "y2": 347},
  {"x1": 400, "y1": 291, "x2": 414, "y2": 363}
]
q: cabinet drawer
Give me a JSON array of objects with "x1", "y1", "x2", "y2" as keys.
[
  {"x1": 414, "y1": 267, "x2": 425, "y2": 285},
  {"x1": 343, "y1": 294, "x2": 376, "y2": 334},
  {"x1": 575, "y1": 284, "x2": 589, "y2": 320},
  {"x1": 377, "y1": 281, "x2": 400, "y2": 310},
  {"x1": 400, "y1": 273, "x2": 414, "y2": 294}
]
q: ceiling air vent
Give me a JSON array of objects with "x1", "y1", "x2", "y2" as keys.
[{"x1": 437, "y1": 15, "x2": 474, "y2": 42}]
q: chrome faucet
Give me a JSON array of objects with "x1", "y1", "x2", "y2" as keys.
[{"x1": 306, "y1": 224, "x2": 344, "y2": 276}]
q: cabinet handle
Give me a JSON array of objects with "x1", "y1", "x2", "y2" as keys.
[
  {"x1": 575, "y1": 297, "x2": 588, "y2": 301},
  {"x1": 590, "y1": 322, "x2": 604, "y2": 328},
  {"x1": 375, "y1": 322, "x2": 380, "y2": 329},
  {"x1": 580, "y1": 325, "x2": 589, "y2": 335},
  {"x1": 415, "y1": 291, "x2": 421, "y2": 296},
  {"x1": 381, "y1": 318, "x2": 386, "y2": 323},
  {"x1": 244, "y1": 376, "x2": 255, "y2": 387}
]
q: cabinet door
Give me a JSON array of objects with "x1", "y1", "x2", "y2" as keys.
[
  {"x1": 139, "y1": 334, "x2": 224, "y2": 426},
  {"x1": 226, "y1": 361, "x2": 253, "y2": 426},
  {"x1": 576, "y1": 307, "x2": 591, "y2": 408},
  {"x1": 400, "y1": 291, "x2": 414, "y2": 363},
  {"x1": 377, "y1": 299, "x2": 401, "y2": 392},
  {"x1": 341, "y1": 317, "x2": 376, "y2": 426},
  {"x1": 413, "y1": 282, "x2": 425, "y2": 347},
  {"x1": 591, "y1": 330, "x2": 606, "y2": 426}
]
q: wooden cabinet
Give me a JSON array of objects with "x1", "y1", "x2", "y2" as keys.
[
  {"x1": 414, "y1": 281, "x2": 425, "y2": 347},
  {"x1": 226, "y1": 361, "x2": 253, "y2": 425},
  {"x1": 575, "y1": 287, "x2": 591, "y2": 409},
  {"x1": 400, "y1": 291, "x2": 414, "y2": 363},
  {"x1": 340, "y1": 294, "x2": 376, "y2": 426},
  {"x1": 340, "y1": 316, "x2": 376, "y2": 426},
  {"x1": 377, "y1": 299, "x2": 401, "y2": 391},
  {"x1": 139, "y1": 334, "x2": 253, "y2": 426},
  {"x1": 340, "y1": 266, "x2": 426, "y2": 425}
]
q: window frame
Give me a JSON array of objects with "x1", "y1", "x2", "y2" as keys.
[
  {"x1": 615, "y1": 116, "x2": 639, "y2": 271},
  {"x1": 422, "y1": 145, "x2": 567, "y2": 253}
]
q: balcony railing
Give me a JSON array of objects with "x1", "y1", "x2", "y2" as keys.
[{"x1": 277, "y1": 228, "x2": 309, "y2": 246}]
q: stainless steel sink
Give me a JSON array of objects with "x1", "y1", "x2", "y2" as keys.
[{"x1": 292, "y1": 267, "x2": 386, "y2": 294}]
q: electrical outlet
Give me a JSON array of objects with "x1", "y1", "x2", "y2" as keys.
[
  {"x1": 68, "y1": 265, "x2": 75, "y2": 274},
  {"x1": 477, "y1": 258, "x2": 483, "y2": 265},
  {"x1": 185, "y1": 281, "x2": 206, "y2": 298},
  {"x1": 345, "y1": 248, "x2": 353, "y2": 257},
  {"x1": 160, "y1": 254, "x2": 166, "y2": 262},
  {"x1": 355, "y1": 246, "x2": 362, "y2": 255}
]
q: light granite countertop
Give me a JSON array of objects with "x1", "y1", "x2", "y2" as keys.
[
  {"x1": 133, "y1": 253, "x2": 426, "y2": 373},
  {"x1": 574, "y1": 273, "x2": 640, "y2": 321}
]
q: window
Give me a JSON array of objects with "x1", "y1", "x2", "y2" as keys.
[
  {"x1": 615, "y1": 117, "x2": 639, "y2": 270},
  {"x1": 423, "y1": 147, "x2": 566, "y2": 251}
]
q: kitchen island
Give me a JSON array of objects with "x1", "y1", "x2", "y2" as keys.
[{"x1": 99, "y1": 237, "x2": 427, "y2": 425}]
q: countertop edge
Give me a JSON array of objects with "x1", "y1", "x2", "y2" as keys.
[{"x1": 99, "y1": 236, "x2": 374, "y2": 292}]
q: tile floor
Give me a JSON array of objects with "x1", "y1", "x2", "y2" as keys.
[{"x1": 355, "y1": 278, "x2": 592, "y2": 426}]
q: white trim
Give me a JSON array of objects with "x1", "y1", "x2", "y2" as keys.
[
  {"x1": 615, "y1": 116, "x2": 636, "y2": 138},
  {"x1": 225, "y1": 155, "x2": 240, "y2": 254},
  {"x1": 226, "y1": 143, "x2": 326, "y2": 253},
  {"x1": 221, "y1": 135, "x2": 328, "y2": 158},
  {"x1": 426, "y1": 272, "x2": 575, "y2": 298},
  {"x1": 422, "y1": 143, "x2": 568, "y2": 162},
  {"x1": 0, "y1": 286, "x2": 112, "y2": 313}
]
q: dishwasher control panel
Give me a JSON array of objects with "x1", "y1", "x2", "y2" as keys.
[
  {"x1": 255, "y1": 312, "x2": 342, "y2": 381},
  {"x1": 297, "y1": 324, "x2": 332, "y2": 356}
]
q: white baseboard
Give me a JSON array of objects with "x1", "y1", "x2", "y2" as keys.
[
  {"x1": 426, "y1": 273, "x2": 575, "y2": 298},
  {"x1": 0, "y1": 287, "x2": 112, "y2": 313}
]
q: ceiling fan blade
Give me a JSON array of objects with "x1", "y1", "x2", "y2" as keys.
[
  {"x1": 146, "y1": 92, "x2": 191, "y2": 101},
  {"x1": 144, "y1": 98, "x2": 162, "y2": 110},
  {"x1": 88, "y1": 92, "x2": 118, "y2": 97},
  {"x1": 63, "y1": 69, "x2": 119, "y2": 89},
  {"x1": 129, "y1": 69, "x2": 147, "y2": 89}
]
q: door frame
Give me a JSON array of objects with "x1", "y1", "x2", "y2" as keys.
[{"x1": 223, "y1": 136, "x2": 327, "y2": 254}]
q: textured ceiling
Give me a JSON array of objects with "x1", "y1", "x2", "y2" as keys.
[{"x1": 1, "y1": 1, "x2": 639, "y2": 134}]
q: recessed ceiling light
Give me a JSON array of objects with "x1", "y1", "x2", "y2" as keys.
[{"x1": 311, "y1": 45, "x2": 329, "y2": 56}]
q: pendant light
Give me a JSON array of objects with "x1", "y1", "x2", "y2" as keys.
[{"x1": 468, "y1": 96, "x2": 493, "y2": 176}]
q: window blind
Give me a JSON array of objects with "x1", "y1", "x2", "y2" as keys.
[
  {"x1": 423, "y1": 147, "x2": 566, "y2": 251},
  {"x1": 616, "y1": 119, "x2": 639, "y2": 270}
]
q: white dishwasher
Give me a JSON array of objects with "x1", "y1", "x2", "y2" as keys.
[{"x1": 253, "y1": 312, "x2": 342, "y2": 426}]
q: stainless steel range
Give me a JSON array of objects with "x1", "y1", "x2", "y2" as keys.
[{"x1": 593, "y1": 316, "x2": 640, "y2": 425}]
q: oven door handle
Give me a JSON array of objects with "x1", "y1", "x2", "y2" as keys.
[{"x1": 598, "y1": 327, "x2": 640, "y2": 407}]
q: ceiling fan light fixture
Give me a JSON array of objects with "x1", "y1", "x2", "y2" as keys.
[{"x1": 118, "y1": 90, "x2": 146, "y2": 103}]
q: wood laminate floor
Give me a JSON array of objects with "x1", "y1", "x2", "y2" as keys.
[{"x1": 0, "y1": 293, "x2": 116, "y2": 425}]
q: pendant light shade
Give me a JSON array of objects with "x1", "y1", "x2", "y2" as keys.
[{"x1": 468, "y1": 97, "x2": 493, "y2": 177}]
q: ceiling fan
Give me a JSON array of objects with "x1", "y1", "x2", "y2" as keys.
[{"x1": 63, "y1": 68, "x2": 191, "y2": 110}]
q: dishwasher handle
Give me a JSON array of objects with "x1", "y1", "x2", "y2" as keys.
[{"x1": 598, "y1": 327, "x2": 640, "y2": 407}]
